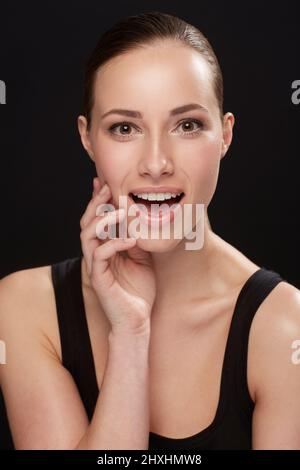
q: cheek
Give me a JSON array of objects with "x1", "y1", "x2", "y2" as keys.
[
  {"x1": 184, "y1": 139, "x2": 221, "y2": 203},
  {"x1": 93, "y1": 139, "x2": 132, "y2": 186}
]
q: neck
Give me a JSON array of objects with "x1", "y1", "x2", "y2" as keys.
[
  {"x1": 81, "y1": 212, "x2": 226, "y2": 318},
  {"x1": 150, "y1": 212, "x2": 221, "y2": 309}
]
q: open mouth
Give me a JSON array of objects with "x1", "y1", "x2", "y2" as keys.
[{"x1": 128, "y1": 192, "x2": 185, "y2": 211}]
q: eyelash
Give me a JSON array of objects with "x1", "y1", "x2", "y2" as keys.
[{"x1": 107, "y1": 118, "x2": 204, "y2": 140}]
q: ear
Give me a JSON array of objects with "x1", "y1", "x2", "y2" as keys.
[
  {"x1": 221, "y1": 112, "x2": 235, "y2": 158},
  {"x1": 77, "y1": 115, "x2": 95, "y2": 162}
]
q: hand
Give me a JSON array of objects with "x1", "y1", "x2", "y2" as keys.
[{"x1": 80, "y1": 177, "x2": 156, "y2": 335}]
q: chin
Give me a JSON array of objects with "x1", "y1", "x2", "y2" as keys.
[{"x1": 134, "y1": 235, "x2": 184, "y2": 253}]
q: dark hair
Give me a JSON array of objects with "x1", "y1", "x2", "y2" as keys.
[{"x1": 83, "y1": 11, "x2": 224, "y2": 131}]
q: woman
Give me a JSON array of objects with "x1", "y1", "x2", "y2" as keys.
[{"x1": 0, "y1": 11, "x2": 300, "y2": 450}]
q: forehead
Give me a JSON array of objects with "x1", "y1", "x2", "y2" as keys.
[{"x1": 93, "y1": 42, "x2": 217, "y2": 114}]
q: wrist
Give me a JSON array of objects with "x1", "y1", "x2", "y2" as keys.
[
  {"x1": 109, "y1": 317, "x2": 151, "y2": 337},
  {"x1": 108, "y1": 322, "x2": 151, "y2": 347}
]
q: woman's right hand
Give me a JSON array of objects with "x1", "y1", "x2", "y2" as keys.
[{"x1": 80, "y1": 177, "x2": 156, "y2": 336}]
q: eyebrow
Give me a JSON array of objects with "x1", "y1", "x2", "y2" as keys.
[{"x1": 100, "y1": 103, "x2": 209, "y2": 120}]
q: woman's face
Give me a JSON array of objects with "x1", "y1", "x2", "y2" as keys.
[{"x1": 78, "y1": 40, "x2": 234, "y2": 250}]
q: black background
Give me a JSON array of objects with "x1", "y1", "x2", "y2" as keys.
[{"x1": 0, "y1": 0, "x2": 299, "y2": 449}]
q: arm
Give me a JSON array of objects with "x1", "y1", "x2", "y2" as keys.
[
  {"x1": 76, "y1": 330, "x2": 150, "y2": 450},
  {"x1": 0, "y1": 269, "x2": 150, "y2": 450},
  {"x1": 249, "y1": 282, "x2": 300, "y2": 449}
]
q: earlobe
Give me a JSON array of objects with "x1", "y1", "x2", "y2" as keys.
[{"x1": 221, "y1": 144, "x2": 228, "y2": 158}]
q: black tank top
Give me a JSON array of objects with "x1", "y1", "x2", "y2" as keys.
[{"x1": 51, "y1": 255, "x2": 284, "y2": 450}]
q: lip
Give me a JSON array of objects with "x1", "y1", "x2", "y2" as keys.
[{"x1": 129, "y1": 186, "x2": 184, "y2": 194}]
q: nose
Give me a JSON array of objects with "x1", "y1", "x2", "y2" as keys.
[{"x1": 137, "y1": 140, "x2": 174, "y2": 179}]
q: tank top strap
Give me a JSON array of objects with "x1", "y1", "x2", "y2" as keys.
[
  {"x1": 221, "y1": 266, "x2": 285, "y2": 420},
  {"x1": 51, "y1": 256, "x2": 285, "y2": 427},
  {"x1": 51, "y1": 255, "x2": 99, "y2": 420}
]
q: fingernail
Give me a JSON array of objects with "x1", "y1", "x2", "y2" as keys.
[
  {"x1": 96, "y1": 204, "x2": 104, "y2": 216},
  {"x1": 99, "y1": 184, "x2": 109, "y2": 194}
]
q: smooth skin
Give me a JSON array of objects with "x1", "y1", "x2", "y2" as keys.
[{"x1": 1, "y1": 40, "x2": 300, "y2": 449}]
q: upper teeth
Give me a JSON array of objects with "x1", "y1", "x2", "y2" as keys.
[{"x1": 132, "y1": 192, "x2": 182, "y2": 201}]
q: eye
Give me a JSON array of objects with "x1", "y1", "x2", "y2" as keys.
[
  {"x1": 176, "y1": 118, "x2": 204, "y2": 136},
  {"x1": 108, "y1": 122, "x2": 139, "y2": 140},
  {"x1": 107, "y1": 118, "x2": 204, "y2": 140}
]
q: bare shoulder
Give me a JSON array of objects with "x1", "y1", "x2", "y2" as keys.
[
  {"x1": 246, "y1": 278, "x2": 300, "y2": 448},
  {"x1": 0, "y1": 265, "x2": 89, "y2": 449},
  {"x1": 0, "y1": 263, "x2": 54, "y2": 309},
  {"x1": 0, "y1": 264, "x2": 61, "y2": 381},
  {"x1": 248, "y1": 277, "x2": 300, "y2": 401}
]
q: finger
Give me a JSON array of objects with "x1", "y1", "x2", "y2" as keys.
[
  {"x1": 91, "y1": 237, "x2": 137, "y2": 287},
  {"x1": 80, "y1": 184, "x2": 112, "y2": 229},
  {"x1": 81, "y1": 183, "x2": 114, "y2": 276},
  {"x1": 81, "y1": 206, "x2": 128, "y2": 275},
  {"x1": 81, "y1": 236, "x2": 99, "y2": 277},
  {"x1": 82, "y1": 208, "x2": 126, "y2": 241},
  {"x1": 92, "y1": 177, "x2": 101, "y2": 198},
  {"x1": 95, "y1": 208, "x2": 127, "y2": 240},
  {"x1": 92, "y1": 177, "x2": 97, "y2": 198}
]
